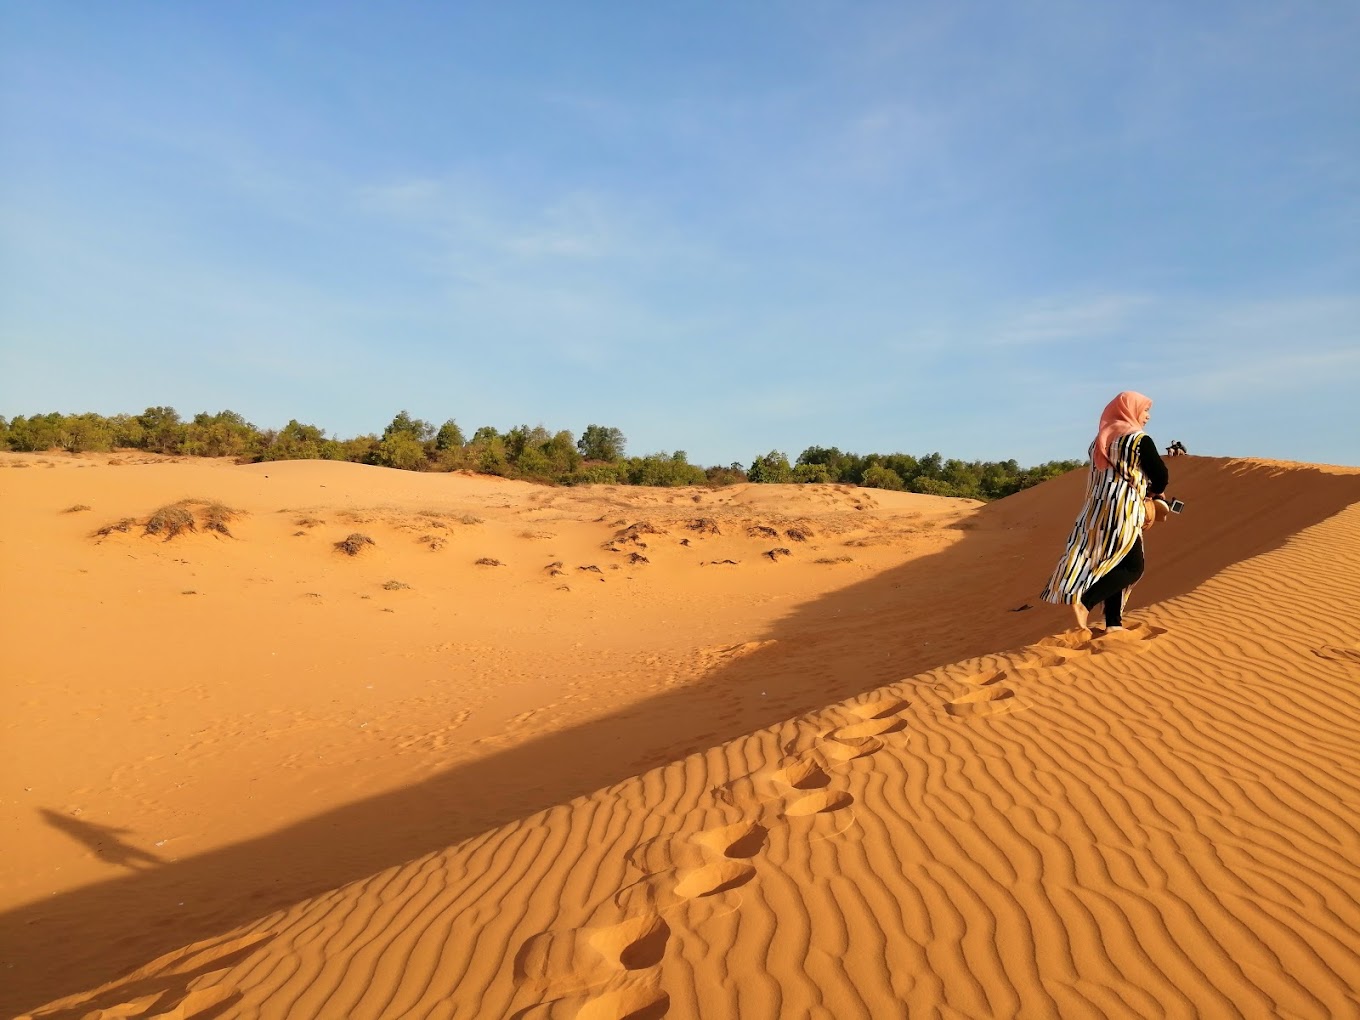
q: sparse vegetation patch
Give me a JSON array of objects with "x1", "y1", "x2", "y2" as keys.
[
  {"x1": 145, "y1": 503, "x2": 196, "y2": 538},
  {"x1": 335, "y1": 533, "x2": 375, "y2": 556},
  {"x1": 63, "y1": 504, "x2": 92, "y2": 513}
]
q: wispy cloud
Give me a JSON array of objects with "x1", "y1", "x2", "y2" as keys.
[{"x1": 989, "y1": 294, "x2": 1151, "y2": 346}]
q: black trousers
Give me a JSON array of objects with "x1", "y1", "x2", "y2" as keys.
[{"x1": 1080, "y1": 538, "x2": 1145, "y2": 627}]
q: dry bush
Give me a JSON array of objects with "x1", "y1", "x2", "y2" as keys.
[
  {"x1": 786, "y1": 527, "x2": 813, "y2": 542},
  {"x1": 145, "y1": 504, "x2": 196, "y2": 539},
  {"x1": 197, "y1": 501, "x2": 239, "y2": 535},
  {"x1": 687, "y1": 518, "x2": 721, "y2": 535},
  {"x1": 460, "y1": 514, "x2": 483, "y2": 525},
  {"x1": 294, "y1": 516, "x2": 324, "y2": 528},
  {"x1": 382, "y1": 580, "x2": 410, "y2": 590},
  {"x1": 418, "y1": 534, "x2": 447, "y2": 551},
  {"x1": 627, "y1": 552, "x2": 650, "y2": 564},
  {"x1": 475, "y1": 557, "x2": 503, "y2": 566},
  {"x1": 764, "y1": 547, "x2": 793, "y2": 561},
  {"x1": 813, "y1": 555, "x2": 854, "y2": 565},
  {"x1": 95, "y1": 517, "x2": 137, "y2": 537},
  {"x1": 747, "y1": 525, "x2": 779, "y2": 538},
  {"x1": 335, "y1": 533, "x2": 375, "y2": 556},
  {"x1": 63, "y1": 504, "x2": 93, "y2": 513},
  {"x1": 140, "y1": 498, "x2": 241, "y2": 539}
]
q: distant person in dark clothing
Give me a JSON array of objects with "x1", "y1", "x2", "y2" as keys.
[
  {"x1": 1166, "y1": 440, "x2": 1187, "y2": 457},
  {"x1": 1043, "y1": 391, "x2": 1170, "y2": 632}
]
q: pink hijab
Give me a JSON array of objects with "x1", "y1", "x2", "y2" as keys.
[{"x1": 1092, "y1": 391, "x2": 1152, "y2": 471}]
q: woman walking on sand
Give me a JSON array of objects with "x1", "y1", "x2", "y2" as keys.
[{"x1": 1043, "y1": 391, "x2": 1169, "y2": 631}]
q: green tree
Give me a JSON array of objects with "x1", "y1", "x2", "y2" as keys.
[
  {"x1": 434, "y1": 419, "x2": 465, "y2": 451},
  {"x1": 704, "y1": 463, "x2": 748, "y2": 486},
  {"x1": 57, "y1": 413, "x2": 114, "y2": 453},
  {"x1": 382, "y1": 411, "x2": 435, "y2": 443},
  {"x1": 371, "y1": 433, "x2": 428, "y2": 471},
  {"x1": 137, "y1": 406, "x2": 185, "y2": 453},
  {"x1": 108, "y1": 414, "x2": 146, "y2": 449},
  {"x1": 792, "y1": 462, "x2": 833, "y2": 483},
  {"x1": 6, "y1": 413, "x2": 63, "y2": 452},
  {"x1": 577, "y1": 424, "x2": 626, "y2": 461},
  {"x1": 183, "y1": 410, "x2": 256, "y2": 458},
  {"x1": 627, "y1": 452, "x2": 706, "y2": 486},
  {"x1": 747, "y1": 450, "x2": 792, "y2": 484},
  {"x1": 259, "y1": 419, "x2": 327, "y2": 461},
  {"x1": 861, "y1": 464, "x2": 905, "y2": 490},
  {"x1": 543, "y1": 430, "x2": 581, "y2": 475}
]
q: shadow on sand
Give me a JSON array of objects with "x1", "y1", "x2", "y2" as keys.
[{"x1": 5, "y1": 458, "x2": 1357, "y2": 1015}]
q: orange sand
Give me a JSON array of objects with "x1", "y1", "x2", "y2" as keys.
[{"x1": 3, "y1": 451, "x2": 1359, "y2": 1018}]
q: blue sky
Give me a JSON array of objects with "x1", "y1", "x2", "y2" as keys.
[{"x1": 2, "y1": 2, "x2": 1357, "y2": 467}]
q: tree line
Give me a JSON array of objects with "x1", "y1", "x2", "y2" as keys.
[{"x1": 0, "y1": 408, "x2": 1082, "y2": 500}]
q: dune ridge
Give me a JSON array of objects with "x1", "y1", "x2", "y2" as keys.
[{"x1": 4, "y1": 453, "x2": 1360, "y2": 1018}]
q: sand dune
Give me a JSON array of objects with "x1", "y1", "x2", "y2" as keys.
[{"x1": 4, "y1": 452, "x2": 1360, "y2": 1018}]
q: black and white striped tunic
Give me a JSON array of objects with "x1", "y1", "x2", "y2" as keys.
[{"x1": 1042, "y1": 431, "x2": 1150, "y2": 606}]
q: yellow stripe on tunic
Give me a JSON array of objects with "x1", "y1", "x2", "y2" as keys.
[{"x1": 1042, "y1": 431, "x2": 1149, "y2": 606}]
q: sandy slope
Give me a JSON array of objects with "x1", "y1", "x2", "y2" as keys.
[{"x1": 4, "y1": 452, "x2": 1360, "y2": 1018}]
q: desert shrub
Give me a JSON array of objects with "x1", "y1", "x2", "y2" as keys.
[
  {"x1": 335, "y1": 533, "x2": 375, "y2": 555},
  {"x1": 145, "y1": 503, "x2": 196, "y2": 538},
  {"x1": 198, "y1": 501, "x2": 240, "y2": 535},
  {"x1": 382, "y1": 580, "x2": 410, "y2": 590},
  {"x1": 63, "y1": 504, "x2": 93, "y2": 513},
  {"x1": 95, "y1": 517, "x2": 137, "y2": 537},
  {"x1": 474, "y1": 557, "x2": 503, "y2": 566}
]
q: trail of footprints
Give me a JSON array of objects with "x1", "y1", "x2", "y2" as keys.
[
  {"x1": 510, "y1": 698, "x2": 910, "y2": 1018},
  {"x1": 513, "y1": 623, "x2": 1171, "y2": 1016},
  {"x1": 944, "y1": 622, "x2": 1169, "y2": 717}
]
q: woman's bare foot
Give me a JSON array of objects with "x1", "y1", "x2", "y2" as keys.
[{"x1": 1072, "y1": 601, "x2": 1090, "y2": 630}]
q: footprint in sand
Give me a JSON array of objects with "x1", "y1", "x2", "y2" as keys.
[
  {"x1": 816, "y1": 698, "x2": 909, "y2": 760},
  {"x1": 944, "y1": 687, "x2": 1020, "y2": 718},
  {"x1": 758, "y1": 697, "x2": 911, "y2": 818},
  {"x1": 626, "y1": 820, "x2": 767, "y2": 874},
  {"x1": 27, "y1": 931, "x2": 273, "y2": 1020},
  {"x1": 1088, "y1": 623, "x2": 1169, "y2": 657},
  {"x1": 614, "y1": 859, "x2": 757, "y2": 913},
  {"x1": 514, "y1": 915, "x2": 671, "y2": 996}
]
